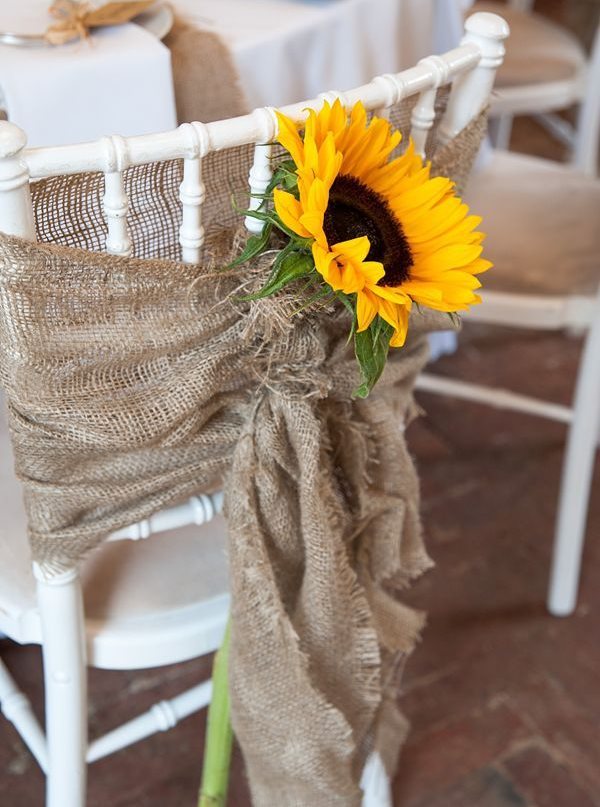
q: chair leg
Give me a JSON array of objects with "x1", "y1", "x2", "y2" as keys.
[
  {"x1": 548, "y1": 298, "x2": 600, "y2": 616},
  {"x1": 489, "y1": 114, "x2": 514, "y2": 151},
  {"x1": 34, "y1": 565, "x2": 87, "y2": 807},
  {"x1": 361, "y1": 751, "x2": 392, "y2": 807}
]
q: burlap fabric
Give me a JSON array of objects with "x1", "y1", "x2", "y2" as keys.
[
  {"x1": 0, "y1": 103, "x2": 487, "y2": 805},
  {"x1": 164, "y1": 17, "x2": 249, "y2": 124}
]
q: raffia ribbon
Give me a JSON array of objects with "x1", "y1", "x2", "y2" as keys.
[
  {"x1": 0, "y1": 103, "x2": 487, "y2": 805},
  {"x1": 45, "y1": 0, "x2": 156, "y2": 45}
]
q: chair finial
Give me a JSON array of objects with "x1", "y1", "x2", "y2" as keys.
[
  {"x1": 465, "y1": 11, "x2": 511, "y2": 42},
  {"x1": 0, "y1": 121, "x2": 27, "y2": 159}
]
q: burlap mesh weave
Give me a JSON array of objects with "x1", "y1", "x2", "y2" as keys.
[{"x1": 0, "y1": 102, "x2": 487, "y2": 806}]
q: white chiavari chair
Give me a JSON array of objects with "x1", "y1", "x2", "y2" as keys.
[
  {"x1": 0, "y1": 12, "x2": 508, "y2": 807},
  {"x1": 466, "y1": 0, "x2": 600, "y2": 175},
  {"x1": 419, "y1": 151, "x2": 600, "y2": 619}
]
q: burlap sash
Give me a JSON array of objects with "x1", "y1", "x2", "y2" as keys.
[{"x1": 0, "y1": 105, "x2": 487, "y2": 805}]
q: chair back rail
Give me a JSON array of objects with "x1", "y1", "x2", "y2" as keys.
[{"x1": 0, "y1": 12, "x2": 509, "y2": 266}]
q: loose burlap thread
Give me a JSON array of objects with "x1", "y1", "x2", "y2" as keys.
[{"x1": 0, "y1": 104, "x2": 487, "y2": 806}]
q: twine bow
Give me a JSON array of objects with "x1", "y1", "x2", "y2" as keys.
[{"x1": 45, "y1": 0, "x2": 156, "y2": 45}]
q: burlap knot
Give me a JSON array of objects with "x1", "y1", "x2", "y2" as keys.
[{"x1": 0, "y1": 102, "x2": 488, "y2": 805}]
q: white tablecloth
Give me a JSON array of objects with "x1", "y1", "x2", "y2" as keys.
[
  {"x1": 175, "y1": 0, "x2": 461, "y2": 109},
  {"x1": 0, "y1": 2, "x2": 177, "y2": 147}
]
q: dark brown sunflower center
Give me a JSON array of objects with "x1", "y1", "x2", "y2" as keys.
[{"x1": 323, "y1": 174, "x2": 413, "y2": 287}]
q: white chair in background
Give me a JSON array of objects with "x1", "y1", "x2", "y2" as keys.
[
  {"x1": 417, "y1": 148, "x2": 600, "y2": 617},
  {"x1": 0, "y1": 12, "x2": 507, "y2": 807},
  {"x1": 467, "y1": 0, "x2": 600, "y2": 175}
]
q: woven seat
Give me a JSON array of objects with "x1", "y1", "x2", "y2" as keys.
[
  {"x1": 465, "y1": 151, "x2": 600, "y2": 296},
  {"x1": 471, "y1": 2, "x2": 586, "y2": 87}
]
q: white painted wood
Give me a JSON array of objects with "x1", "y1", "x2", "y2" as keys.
[
  {"x1": 440, "y1": 12, "x2": 510, "y2": 144},
  {"x1": 106, "y1": 491, "x2": 224, "y2": 542},
  {"x1": 411, "y1": 55, "x2": 451, "y2": 156},
  {"x1": 416, "y1": 373, "x2": 573, "y2": 424},
  {"x1": 360, "y1": 751, "x2": 393, "y2": 807},
  {"x1": 489, "y1": 113, "x2": 514, "y2": 150},
  {"x1": 0, "y1": 122, "x2": 35, "y2": 239},
  {"x1": 103, "y1": 172, "x2": 131, "y2": 256},
  {"x1": 0, "y1": 657, "x2": 47, "y2": 772},
  {"x1": 463, "y1": 290, "x2": 598, "y2": 331},
  {"x1": 574, "y1": 23, "x2": 600, "y2": 176},
  {"x1": 178, "y1": 122, "x2": 211, "y2": 263},
  {"x1": 34, "y1": 566, "x2": 87, "y2": 807},
  {"x1": 548, "y1": 287, "x2": 600, "y2": 616},
  {"x1": 245, "y1": 142, "x2": 274, "y2": 234},
  {"x1": 490, "y1": 77, "x2": 586, "y2": 117},
  {"x1": 87, "y1": 680, "x2": 212, "y2": 763},
  {"x1": 101, "y1": 136, "x2": 132, "y2": 257},
  {"x1": 410, "y1": 87, "x2": 437, "y2": 157},
  {"x1": 19, "y1": 44, "x2": 485, "y2": 181},
  {"x1": 86, "y1": 592, "x2": 229, "y2": 671},
  {"x1": 533, "y1": 112, "x2": 576, "y2": 150}
]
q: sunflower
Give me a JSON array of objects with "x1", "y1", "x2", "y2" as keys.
[{"x1": 273, "y1": 99, "x2": 491, "y2": 347}]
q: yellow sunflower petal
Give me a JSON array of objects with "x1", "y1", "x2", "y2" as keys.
[
  {"x1": 360, "y1": 261, "x2": 385, "y2": 285},
  {"x1": 273, "y1": 188, "x2": 312, "y2": 238},
  {"x1": 332, "y1": 236, "x2": 371, "y2": 264},
  {"x1": 390, "y1": 176, "x2": 454, "y2": 216},
  {"x1": 411, "y1": 244, "x2": 483, "y2": 276},
  {"x1": 275, "y1": 111, "x2": 304, "y2": 167},
  {"x1": 369, "y1": 284, "x2": 411, "y2": 304},
  {"x1": 390, "y1": 306, "x2": 410, "y2": 347},
  {"x1": 313, "y1": 242, "x2": 342, "y2": 289},
  {"x1": 356, "y1": 289, "x2": 378, "y2": 332},
  {"x1": 398, "y1": 280, "x2": 444, "y2": 303},
  {"x1": 468, "y1": 258, "x2": 493, "y2": 275}
]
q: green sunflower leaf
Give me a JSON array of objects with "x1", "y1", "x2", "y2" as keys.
[
  {"x1": 240, "y1": 249, "x2": 315, "y2": 301},
  {"x1": 335, "y1": 292, "x2": 357, "y2": 344},
  {"x1": 226, "y1": 222, "x2": 273, "y2": 269},
  {"x1": 266, "y1": 159, "x2": 299, "y2": 195},
  {"x1": 352, "y1": 317, "x2": 393, "y2": 399}
]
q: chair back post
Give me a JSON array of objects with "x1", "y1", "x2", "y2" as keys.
[
  {"x1": 574, "y1": 22, "x2": 600, "y2": 176},
  {"x1": 0, "y1": 122, "x2": 35, "y2": 240},
  {"x1": 439, "y1": 12, "x2": 510, "y2": 144}
]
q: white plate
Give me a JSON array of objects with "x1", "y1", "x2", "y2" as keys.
[
  {"x1": 0, "y1": 2, "x2": 174, "y2": 47},
  {"x1": 133, "y1": 2, "x2": 174, "y2": 40}
]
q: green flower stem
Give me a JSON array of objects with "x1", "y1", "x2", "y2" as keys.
[{"x1": 198, "y1": 619, "x2": 233, "y2": 807}]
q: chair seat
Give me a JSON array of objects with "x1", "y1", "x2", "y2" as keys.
[
  {"x1": 471, "y1": 2, "x2": 586, "y2": 88},
  {"x1": 0, "y1": 395, "x2": 229, "y2": 669},
  {"x1": 464, "y1": 150, "x2": 600, "y2": 297}
]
